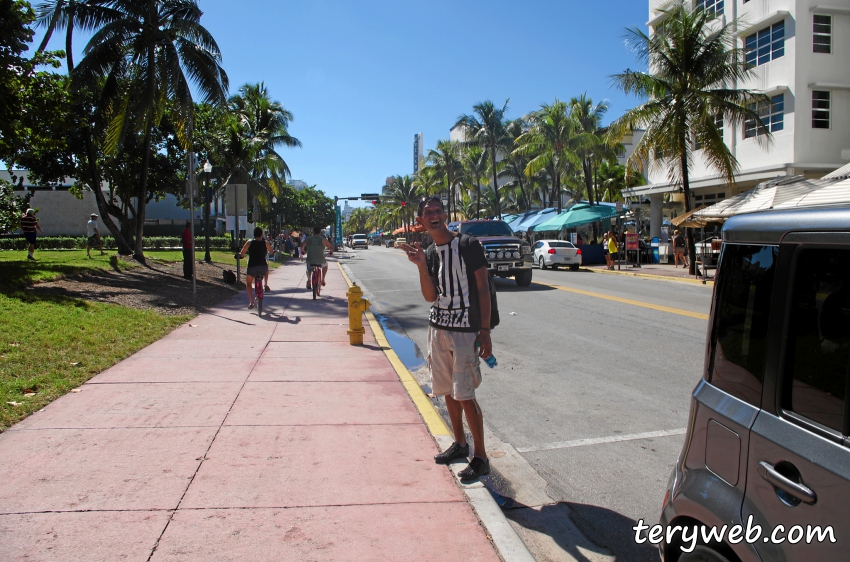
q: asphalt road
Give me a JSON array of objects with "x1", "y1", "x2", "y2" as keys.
[{"x1": 340, "y1": 245, "x2": 713, "y2": 562}]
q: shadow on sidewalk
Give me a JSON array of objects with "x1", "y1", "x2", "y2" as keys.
[{"x1": 503, "y1": 500, "x2": 657, "y2": 562}]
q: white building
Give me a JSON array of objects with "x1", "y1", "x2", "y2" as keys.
[{"x1": 629, "y1": 0, "x2": 850, "y2": 237}]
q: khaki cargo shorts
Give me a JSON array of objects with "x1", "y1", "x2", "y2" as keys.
[{"x1": 427, "y1": 326, "x2": 482, "y2": 401}]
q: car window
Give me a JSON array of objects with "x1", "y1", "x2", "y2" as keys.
[
  {"x1": 708, "y1": 243, "x2": 778, "y2": 407},
  {"x1": 782, "y1": 248, "x2": 850, "y2": 433},
  {"x1": 460, "y1": 222, "x2": 514, "y2": 237},
  {"x1": 548, "y1": 242, "x2": 574, "y2": 248},
  {"x1": 534, "y1": 242, "x2": 542, "y2": 249}
]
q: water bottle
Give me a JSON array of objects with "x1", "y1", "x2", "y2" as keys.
[{"x1": 475, "y1": 341, "x2": 497, "y2": 368}]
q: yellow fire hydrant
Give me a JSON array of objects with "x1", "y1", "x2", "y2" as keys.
[{"x1": 346, "y1": 283, "x2": 371, "y2": 345}]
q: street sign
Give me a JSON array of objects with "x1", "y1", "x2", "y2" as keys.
[
  {"x1": 334, "y1": 205, "x2": 342, "y2": 246},
  {"x1": 225, "y1": 184, "x2": 248, "y2": 216},
  {"x1": 616, "y1": 201, "x2": 623, "y2": 212}
]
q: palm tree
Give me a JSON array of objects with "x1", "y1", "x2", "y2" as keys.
[
  {"x1": 386, "y1": 175, "x2": 421, "y2": 237},
  {"x1": 569, "y1": 93, "x2": 610, "y2": 206},
  {"x1": 425, "y1": 140, "x2": 463, "y2": 222},
  {"x1": 456, "y1": 100, "x2": 509, "y2": 216},
  {"x1": 227, "y1": 82, "x2": 301, "y2": 204},
  {"x1": 611, "y1": 0, "x2": 769, "y2": 273},
  {"x1": 498, "y1": 119, "x2": 532, "y2": 212},
  {"x1": 461, "y1": 145, "x2": 488, "y2": 219},
  {"x1": 76, "y1": 0, "x2": 229, "y2": 261},
  {"x1": 514, "y1": 100, "x2": 582, "y2": 213},
  {"x1": 33, "y1": 0, "x2": 112, "y2": 71}
]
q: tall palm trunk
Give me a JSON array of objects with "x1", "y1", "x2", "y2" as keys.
[
  {"x1": 679, "y1": 142, "x2": 696, "y2": 275},
  {"x1": 64, "y1": 18, "x2": 74, "y2": 70},
  {"x1": 490, "y1": 147, "x2": 500, "y2": 217},
  {"x1": 475, "y1": 178, "x2": 481, "y2": 219},
  {"x1": 82, "y1": 122, "x2": 133, "y2": 254},
  {"x1": 134, "y1": 122, "x2": 153, "y2": 261},
  {"x1": 516, "y1": 175, "x2": 529, "y2": 212}
]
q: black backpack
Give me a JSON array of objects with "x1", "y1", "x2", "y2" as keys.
[{"x1": 426, "y1": 234, "x2": 500, "y2": 330}]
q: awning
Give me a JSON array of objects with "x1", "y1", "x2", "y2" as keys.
[
  {"x1": 670, "y1": 205, "x2": 724, "y2": 228},
  {"x1": 532, "y1": 204, "x2": 623, "y2": 232},
  {"x1": 392, "y1": 224, "x2": 425, "y2": 235},
  {"x1": 693, "y1": 175, "x2": 849, "y2": 219},
  {"x1": 511, "y1": 209, "x2": 558, "y2": 232}
]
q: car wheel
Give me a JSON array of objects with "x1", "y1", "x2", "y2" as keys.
[
  {"x1": 678, "y1": 546, "x2": 732, "y2": 562},
  {"x1": 570, "y1": 264, "x2": 579, "y2": 271},
  {"x1": 516, "y1": 269, "x2": 532, "y2": 287},
  {"x1": 538, "y1": 255, "x2": 546, "y2": 270}
]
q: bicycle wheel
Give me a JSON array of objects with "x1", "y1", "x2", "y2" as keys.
[
  {"x1": 257, "y1": 296, "x2": 263, "y2": 315},
  {"x1": 311, "y1": 268, "x2": 318, "y2": 300}
]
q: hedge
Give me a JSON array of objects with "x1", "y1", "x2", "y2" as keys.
[{"x1": 0, "y1": 236, "x2": 233, "y2": 251}]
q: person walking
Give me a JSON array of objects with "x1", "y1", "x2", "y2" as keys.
[
  {"x1": 20, "y1": 209, "x2": 43, "y2": 260},
  {"x1": 607, "y1": 231, "x2": 619, "y2": 270},
  {"x1": 299, "y1": 231, "x2": 307, "y2": 261},
  {"x1": 301, "y1": 226, "x2": 334, "y2": 290},
  {"x1": 86, "y1": 214, "x2": 106, "y2": 258},
  {"x1": 237, "y1": 227, "x2": 274, "y2": 309},
  {"x1": 181, "y1": 221, "x2": 193, "y2": 280},
  {"x1": 673, "y1": 229, "x2": 688, "y2": 268},
  {"x1": 399, "y1": 195, "x2": 493, "y2": 483}
]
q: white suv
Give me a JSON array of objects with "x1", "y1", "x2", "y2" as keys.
[{"x1": 351, "y1": 234, "x2": 369, "y2": 249}]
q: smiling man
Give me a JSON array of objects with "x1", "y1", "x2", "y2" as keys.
[{"x1": 399, "y1": 195, "x2": 493, "y2": 482}]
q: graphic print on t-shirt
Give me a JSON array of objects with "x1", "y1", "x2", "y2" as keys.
[{"x1": 430, "y1": 237, "x2": 474, "y2": 330}]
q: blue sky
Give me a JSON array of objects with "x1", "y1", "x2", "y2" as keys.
[{"x1": 38, "y1": 0, "x2": 648, "y2": 204}]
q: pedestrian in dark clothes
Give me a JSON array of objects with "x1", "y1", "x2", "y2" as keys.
[{"x1": 181, "y1": 221, "x2": 194, "y2": 279}]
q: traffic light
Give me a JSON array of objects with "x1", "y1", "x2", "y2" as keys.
[
  {"x1": 247, "y1": 209, "x2": 253, "y2": 223},
  {"x1": 401, "y1": 201, "x2": 406, "y2": 206},
  {"x1": 371, "y1": 200, "x2": 378, "y2": 205}
]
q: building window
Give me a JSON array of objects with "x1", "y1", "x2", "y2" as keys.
[
  {"x1": 697, "y1": 0, "x2": 723, "y2": 18},
  {"x1": 813, "y1": 14, "x2": 832, "y2": 53},
  {"x1": 744, "y1": 94, "x2": 784, "y2": 138},
  {"x1": 745, "y1": 20, "x2": 785, "y2": 67},
  {"x1": 693, "y1": 114, "x2": 724, "y2": 150},
  {"x1": 812, "y1": 90, "x2": 831, "y2": 129}
]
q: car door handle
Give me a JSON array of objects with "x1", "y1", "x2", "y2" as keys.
[{"x1": 757, "y1": 461, "x2": 817, "y2": 505}]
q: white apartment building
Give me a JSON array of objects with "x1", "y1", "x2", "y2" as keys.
[{"x1": 630, "y1": 0, "x2": 850, "y2": 237}]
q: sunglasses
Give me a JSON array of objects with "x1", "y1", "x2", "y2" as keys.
[{"x1": 417, "y1": 196, "x2": 444, "y2": 217}]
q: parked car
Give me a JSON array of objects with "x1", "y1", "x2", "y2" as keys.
[
  {"x1": 351, "y1": 233, "x2": 369, "y2": 249},
  {"x1": 457, "y1": 219, "x2": 533, "y2": 287},
  {"x1": 395, "y1": 237, "x2": 407, "y2": 247},
  {"x1": 532, "y1": 240, "x2": 582, "y2": 271},
  {"x1": 385, "y1": 239, "x2": 394, "y2": 247},
  {"x1": 658, "y1": 206, "x2": 850, "y2": 562}
]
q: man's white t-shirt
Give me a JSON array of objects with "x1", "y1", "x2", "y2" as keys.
[{"x1": 87, "y1": 220, "x2": 97, "y2": 237}]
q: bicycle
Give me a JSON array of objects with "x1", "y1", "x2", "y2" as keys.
[
  {"x1": 254, "y1": 274, "x2": 264, "y2": 315},
  {"x1": 308, "y1": 263, "x2": 322, "y2": 300}
]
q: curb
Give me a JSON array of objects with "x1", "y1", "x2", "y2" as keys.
[
  {"x1": 337, "y1": 262, "x2": 535, "y2": 562},
  {"x1": 581, "y1": 266, "x2": 713, "y2": 285}
]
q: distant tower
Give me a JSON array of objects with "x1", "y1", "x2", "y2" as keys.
[{"x1": 413, "y1": 133, "x2": 424, "y2": 174}]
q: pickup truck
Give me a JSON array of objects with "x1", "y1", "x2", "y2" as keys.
[{"x1": 456, "y1": 220, "x2": 533, "y2": 287}]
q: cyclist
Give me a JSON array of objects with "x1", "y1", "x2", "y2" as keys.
[
  {"x1": 302, "y1": 226, "x2": 334, "y2": 290},
  {"x1": 238, "y1": 227, "x2": 273, "y2": 309}
]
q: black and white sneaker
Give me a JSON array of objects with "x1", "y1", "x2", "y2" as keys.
[
  {"x1": 458, "y1": 457, "x2": 490, "y2": 482},
  {"x1": 434, "y1": 442, "x2": 469, "y2": 465}
]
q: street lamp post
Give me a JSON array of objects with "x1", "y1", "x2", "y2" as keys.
[
  {"x1": 272, "y1": 196, "x2": 278, "y2": 237},
  {"x1": 203, "y1": 161, "x2": 213, "y2": 263}
]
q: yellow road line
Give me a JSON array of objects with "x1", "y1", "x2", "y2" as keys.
[
  {"x1": 533, "y1": 280, "x2": 709, "y2": 320},
  {"x1": 337, "y1": 263, "x2": 451, "y2": 436}
]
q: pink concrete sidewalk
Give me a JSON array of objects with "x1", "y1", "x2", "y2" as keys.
[{"x1": 0, "y1": 259, "x2": 499, "y2": 561}]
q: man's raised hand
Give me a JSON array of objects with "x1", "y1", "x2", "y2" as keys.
[{"x1": 398, "y1": 242, "x2": 426, "y2": 266}]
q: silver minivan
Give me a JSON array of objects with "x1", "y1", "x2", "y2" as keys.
[{"x1": 659, "y1": 206, "x2": 850, "y2": 562}]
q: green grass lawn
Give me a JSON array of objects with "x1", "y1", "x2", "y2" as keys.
[{"x1": 0, "y1": 250, "x2": 137, "y2": 287}]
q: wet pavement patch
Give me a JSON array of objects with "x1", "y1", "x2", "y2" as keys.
[{"x1": 374, "y1": 313, "x2": 427, "y2": 371}]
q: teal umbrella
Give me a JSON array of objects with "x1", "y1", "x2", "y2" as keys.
[{"x1": 533, "y1": 204, "x2": 623, "y2": 232}]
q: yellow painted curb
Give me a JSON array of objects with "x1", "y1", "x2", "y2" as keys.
[
  {"x1": 533, "y1": 280, "x2": 710, "y2": 320},
  {"x1": 337, "y1": 263, "x2": 451, "y2": 436},
  {"x1": 584, "y1": 266, "x2": 712, "y2": 285}
]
